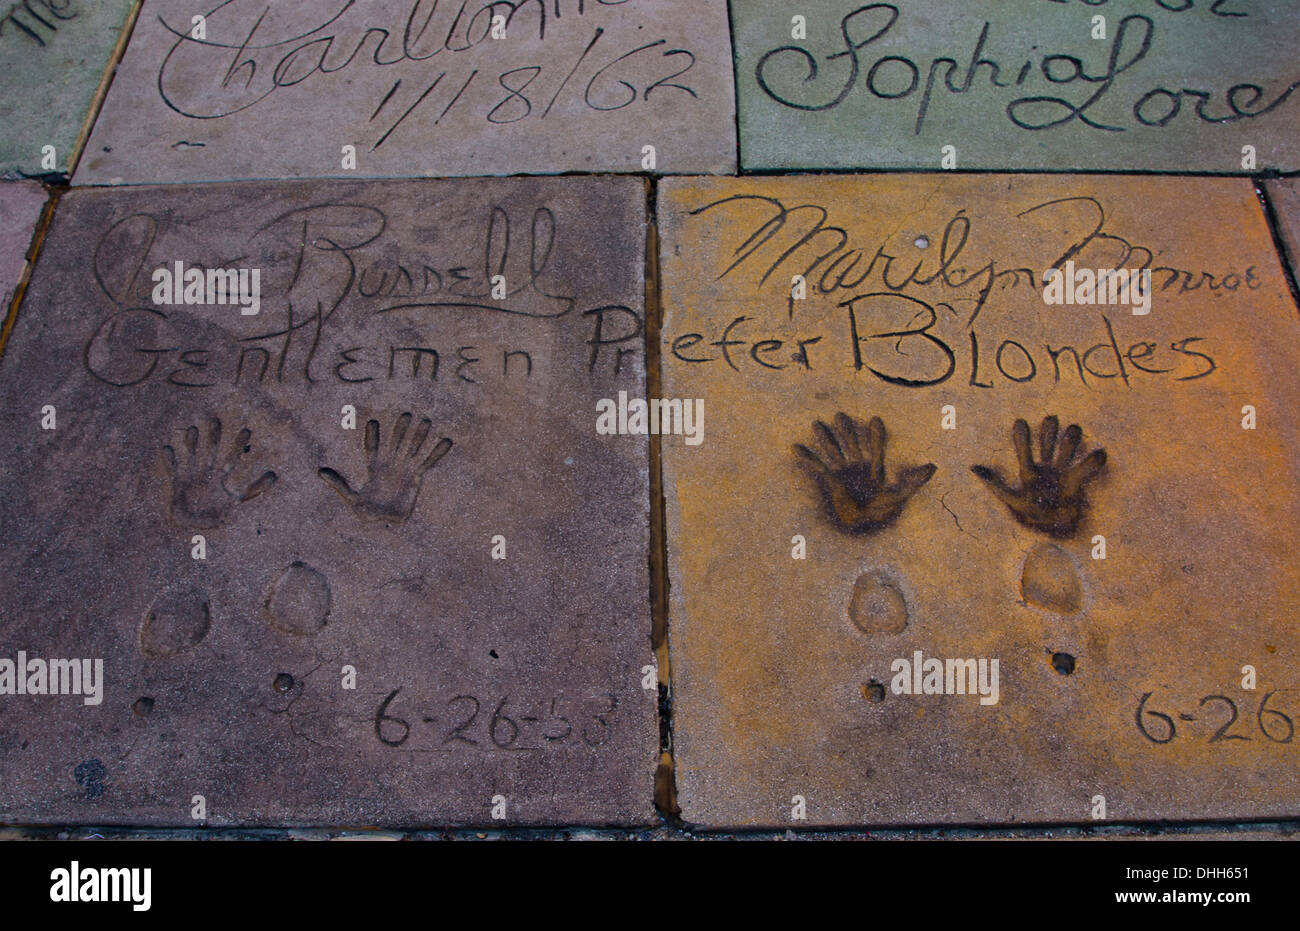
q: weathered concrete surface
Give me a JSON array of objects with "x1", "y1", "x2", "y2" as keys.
[
  {"x1": 659, "y1": 173, "x2": 1300, "y2": 828},
  {"x1": 0, "y1": 181, "x2": 47, "y2": 317},
  {"x1": 1265, "y1": 179, "x2": 1300, "y2": 280},
  {"x1": 730, "y1": 0, "x2": 1300, "y2": 172},
  {"x1": 0, "y1": 0, "x2": 137, "y2": 176},
  {"x1": 75, "y1": 0, "x2": 735, "y2": 184},
  {"x1": 0, "y1": 176, "x2": 656, "y2": 826}
]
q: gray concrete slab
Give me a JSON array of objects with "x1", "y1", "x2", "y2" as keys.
[
  {"x1": 0, "y1": 175, "x2": 657, "y2": 827},
  {"x1": 0, "y1": 180, "x2": 47, "y2": 312},
  {"x1": 76, "y1": 0, "x2": 736, "y2": 184}
]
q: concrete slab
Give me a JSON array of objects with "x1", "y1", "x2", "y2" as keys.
[
  {"x1": 1265, "y1": 179, "x2": 1300, "y2": 280},
  {"x1": 0, "y1": 175, "x2": 657, "y2": 827},
  {"x1": 730, "y1": 0, "x2": 1300, "y2": 172},
  {"x1": 658, "y1": 173, "x2": 1300, "y2": 828},
  {"x1": 0, "y1": 181, "x2": 47, "y2": 316},
  {"x1": 0, "y1": 0, "x2": 137, "y2": 176},
  {"x1": 75, "y1": 0, "x2": 736, "y2": 184}
]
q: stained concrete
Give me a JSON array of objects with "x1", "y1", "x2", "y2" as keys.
[{"x1": 658, "y1": 173, "x2": 1300, "y2": 827}]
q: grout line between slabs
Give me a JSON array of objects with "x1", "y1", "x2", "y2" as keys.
[{"x1": 1255, "y1": 178, "x2": 1300, "y2": 315}]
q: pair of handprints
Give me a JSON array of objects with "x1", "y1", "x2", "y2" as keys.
[
  {"x1": 162, "y1": 413, "x2": 453, "y2": 528},
  {"x1": 795, "y1": 413, "x2": 1106, "y2": 537}
]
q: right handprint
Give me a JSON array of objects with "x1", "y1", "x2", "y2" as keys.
[
  {"x1": 970, "y1": 415, "x2": 1106, "y2": 538},
  {"x1": 318, "y1": 413, "x2": 453, "y2": 523}
]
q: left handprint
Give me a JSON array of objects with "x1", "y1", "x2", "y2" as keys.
[
  {"x1": 162, "y1": 416, "x2": 278, "y2": 528},
  {"x1": 794, "y1": 412, "x2": 937, "y2": 535}
]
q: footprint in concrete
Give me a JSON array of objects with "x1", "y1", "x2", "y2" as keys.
[
  {"x1": 1020, "y1": 543, "x2": 1084, "y2": 614},
  {"x1": 141, "y1": 587, "x2": 211, "y2": 656},
  {"x1": 848, "y1": 568, "x2": 909, "y2": 635},
  {"x1": 265, "y1": 561, "x2": 331, "y2": 635}
]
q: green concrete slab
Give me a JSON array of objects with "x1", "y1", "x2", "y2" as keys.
[
  {"x1": 730, "y1": 0, "x2": 1300, "y2": 172},
  {"x1": 0, "y1": 0, "x2": 137, "y2": 176}
]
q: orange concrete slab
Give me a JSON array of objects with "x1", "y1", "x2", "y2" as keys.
[{"x1": 658, "y1": 173, "x2": 1300, "y2": 828}]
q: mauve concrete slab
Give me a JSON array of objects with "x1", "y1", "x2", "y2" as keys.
[
  {"x1": 730, "y1": 0, "x2": 1300, "y2": 172},
  {"x1": 75, "y1": 0, "x2": 735, "y2": 184},
  {"x1": 0, "y1": 181, "x2": 47, "y2": 312},
  {"x1": 0, "y1": 0, "x2": 137, "y2": 176},
  {"x1": 0, "y1": 175, "x2": 656, "y2": 827},
  {"x1": 658, "y1": 173, "x2": 1300, "y2": 828},
  {"x1": 1265, "y1": 179, "x2": 1300, "y2": 280}
]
